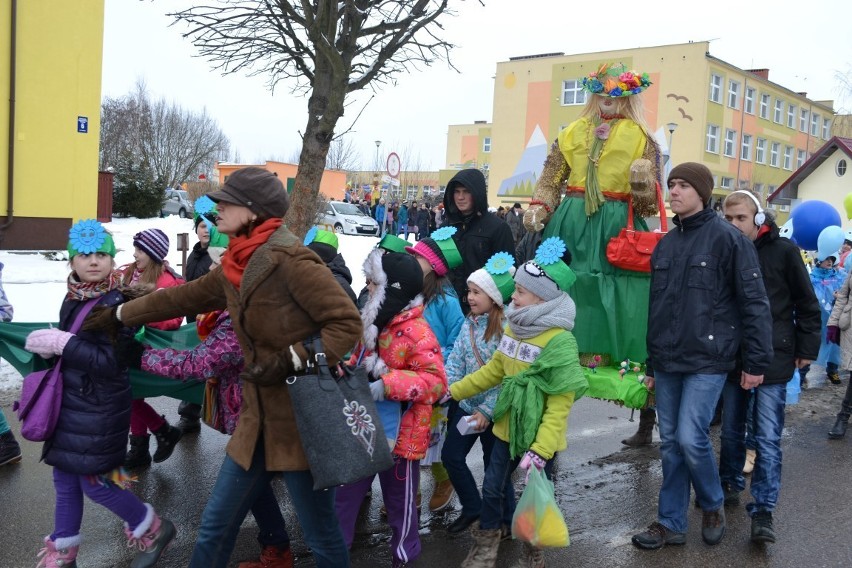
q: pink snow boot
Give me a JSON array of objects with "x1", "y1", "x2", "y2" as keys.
[
  {"x1": 36, "y1": 535, "x2": 79, "y2": 568},
  {"x1": 124, "y1": 505, "x2": 176, "y2": 568}
]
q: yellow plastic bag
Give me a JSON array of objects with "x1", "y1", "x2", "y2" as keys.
[{"x1": 511, "y1": 467, "x2": 569, "y2": 547}]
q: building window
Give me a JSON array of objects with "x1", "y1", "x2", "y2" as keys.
[
  {"x1": 745, "y1": 87, "x2": 755, "y2": 114},
  {"x1": 709, "y1": 74, "x2": 723, "y2": 103},
  {"x1": 838, "y1": 159, "x2": 848, "y2": 177},
  {"x1": 482, "y1": 137, "x2": 491, "y2": 153},
  {"x1": 561, "y1": 80, "x2": 586, "y2": 106},
  {"x1": 759, "y1": 94, "x2": 770, "y2": 119},
  {"x1": 768, "y1": 184, "x2": 777, "y2": 195},
  {"x1": 754, "y1": 183, "x2": 764, "y2": 195},
  {"x1": 773, "y1": 99, "x2": 783, "y2": 124},
  {"x1": 756, "y1": 138, "x2": 767, "y2": 164},
  {"x1": 800, "y1": 108, "x2": 809, "y2": 132},
  {"x1": 770, "y1": 142, "x2": 780, "y2": 167},
  {"x1": 811, "y1": 113, "x2": 820, "y2": 136},
  {"x1": 724, "y1": 129, "x2": 738, "y2": 157},
  {"x1": 706, "y1": 124, "x2": 720, "y2": 153},
  {"x1": 720, "y1": 177, "x2": 734, "y2": 189},
  {"x1": 824, "y1": 118, "x2": 832, "y2": 140},
  {"x1": 787, "y1": 103, "x2": 796, "y2": 129},
  {"x1": 797, "y1": 149, "x2": 807, "y2": 168},
  {"x1": 783, "y1": 145, "x2": 793, "y2": 170},
  {"x1": 741, "y1": 134, "x2": 753, "y2": 161},
  {"x1": 728, "y1": 80, "x2": 740, "y2": 109}
]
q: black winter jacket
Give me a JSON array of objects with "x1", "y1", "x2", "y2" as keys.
[
  {"x1": 442, "y1": 169, "x2": 516, "y2": 313},
  {"x1": 647, "y1": 206, "x2": 773, "y2": 376},
  {"x1": 43, "y1": 290, "x2": 133, "y2": 475},
  {"x1": 727, "y1": 223, "x2": 821, "y2": 385},
  {"x1": 185, "y1": 242, "x2": 213, "y2": 283}
]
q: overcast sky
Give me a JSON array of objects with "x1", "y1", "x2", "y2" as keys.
[{"x1": 102, "y1": 0, "x2": 851, "y2": 172}]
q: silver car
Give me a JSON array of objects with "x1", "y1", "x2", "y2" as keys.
[
  {"x1": 321, "y1": 201, "x2": 379, "y2": 236},
  {"x1": 161, "y1": 189, "x2": 193, "y2": 218}
]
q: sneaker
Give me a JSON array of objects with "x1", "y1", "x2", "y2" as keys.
[
  {"x1": 429, "y1": 479, "x2": 455, "y2": 512},
  {"x1": 126, "y1": 512, "x2": 176, "y2": 568},
  {"x1": 701, "y1": 508, "x2": 726, "y2": 546},
  {"x1": 750, "y1": 510, "x2": 776, "y2": 544},
  {"x1": 0, "y1": 430, "x2": 22, "y2": 467},
  {"x1": 723, "y1": 483, "x2": 741, "y2": 506},
  {"x1": 631, "y1": 522, "x2": 686, "y2": 550},
  {"x1": 237, "y1": 545, "x2": 294, "y2": 568},
  {"x1": 828, "y1": 370, "x2": 842, "y2": 385},
  {"x1": 743, "y1": 449, "x2": 756, "y2": 475}
]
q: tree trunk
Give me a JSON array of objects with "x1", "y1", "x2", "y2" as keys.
[{"x1": 285, "y1": 64, "x2": 347, "y2": 237}]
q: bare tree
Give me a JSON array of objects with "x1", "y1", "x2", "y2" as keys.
[
  {"x1": 170, "y1": 0, "x2": 469, "y2": 235},
  {"x1": 99, "y1": 80, "x2": 231, "y2": 187},
  {"x1": 326, "y1": 137, "x2": 361, "y2": 171}
]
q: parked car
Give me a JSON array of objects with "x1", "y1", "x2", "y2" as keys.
[
  {"x1": 321, "y1": 201, "x2": 379, "y2": 236},
  {"x1": 161, "y1": 188, "x2": 193, "y2": 218}
]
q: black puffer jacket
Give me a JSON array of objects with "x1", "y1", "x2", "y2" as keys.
[
  {"x1": 647, "y1": 206, "x2": 773, "y2": 376},
  {"x1": 442, "y1": 169, "x2": 516, "y2": 312},
  {"x1": 308, "y1": 242, "x2": 358, "y2": 305},
  {"x1": 727, "y1": 222, "x2": 820, "y2": 384},
  {"x1": 42, "y1": 290, "x2": 133, "y2": 475},
  {"x1": 185, "y1": 242, "x2": 213, "y2": 283}
]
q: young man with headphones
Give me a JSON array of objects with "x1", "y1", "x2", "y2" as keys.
[{"x1": 719, "y1": 190, "x2": 821, "y2": 543}]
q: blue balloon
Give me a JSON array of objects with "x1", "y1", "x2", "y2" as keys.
[
  {"x1": 789, "y1": 201, "x2": 842, "y2": 250},
  {"x1": 817, "y1": 225, "x2": 844, "y2": 262}
]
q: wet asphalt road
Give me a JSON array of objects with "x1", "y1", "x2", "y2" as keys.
[{"x1": 2, "y1": 378, "x2": 852, "y2": 568}]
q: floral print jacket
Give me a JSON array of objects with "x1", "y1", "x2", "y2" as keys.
[{"x1": 350, "y1": 304, "x2": 446, "y2": 460}]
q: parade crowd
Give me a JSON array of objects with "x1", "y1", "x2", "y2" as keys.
[{"x1": 2, "y1": 63, "x2": 850, "y2": 568}]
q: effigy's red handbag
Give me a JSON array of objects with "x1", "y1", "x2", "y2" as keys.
[{"x1": 606, "y1": 182, "x2": 667, "y2": 273}]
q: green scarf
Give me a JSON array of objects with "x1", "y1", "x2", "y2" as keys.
[{"x1": 491, "y1": 331, "x2": 588, "y2": 459}]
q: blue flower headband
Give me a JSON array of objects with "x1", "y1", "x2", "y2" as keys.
[{"x1": 68, "y1": 219, "x2": 116, "y2": 258}]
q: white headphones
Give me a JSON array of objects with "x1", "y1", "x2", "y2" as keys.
[{"x1": 729, "y1": 190, "x2": 765, "y2": 226}]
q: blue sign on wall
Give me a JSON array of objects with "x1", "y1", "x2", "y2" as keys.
[{"x1": 77, "y1": 116, "x2": 88, "y2": 133}]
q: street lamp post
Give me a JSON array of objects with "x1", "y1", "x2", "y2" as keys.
[
  {"x1": 666, "y1": 122, "x2": 678, "y2": 164},
  {"x1": 373, "y1": 140, "x2": 381, "y2": 204}
]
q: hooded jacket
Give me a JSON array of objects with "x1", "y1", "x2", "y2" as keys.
[
  {"x1": 647, "y1": 206, "x2": 773, "y2": 376},
  {"x1": 442, "y1": 169, "x2": 516, "y2": 311}
]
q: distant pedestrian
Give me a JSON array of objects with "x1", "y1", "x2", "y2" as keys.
[
  {"x1": 505, "y1": 202, "x2": 526, "y2": 245},
  {"x1": 0, "y1": 262, "x2": 21, "y2": 468},
  {"x1": 398, "y1": 201, "x2": 410, "y2": 238},
  {"x1": 415, "y1": 203, "x2": 431, "y2": 240}
]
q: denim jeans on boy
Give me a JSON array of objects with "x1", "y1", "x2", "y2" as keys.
[
  {"x1": 441, "y1": 404, "x2": 512, "y2": 522},
  {"x1": 189, "y1": 440, "x2": 347, "y2": 568},
  {"x1": 654, "y1": 371, "x2": 726, "y2": 533},
  {"x1": 719, "y1": 380, "x2": 786, "y2": 515}
]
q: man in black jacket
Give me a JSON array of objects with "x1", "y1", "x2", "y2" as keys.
[
  {"x1": 442, "y1": 169, "x2": 515, "y2": 314},
  {"x1": 633, "y1": 163, "x2": 773, "y2": 551},
  {"x1": 718, "y1": 190, "x2": 820, "y2": 544}
]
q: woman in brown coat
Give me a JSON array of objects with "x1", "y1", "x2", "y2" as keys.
[{"x1": 87, "y1": 167, "x2": 362, "y2": 568}]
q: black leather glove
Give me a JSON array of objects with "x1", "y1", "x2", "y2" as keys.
[{"x1": 115, "y1": 335, "x2": 145, "y2": 369}]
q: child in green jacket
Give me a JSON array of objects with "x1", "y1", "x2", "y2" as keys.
[{"x1": 448, "y1": 237, "x2": 587, "y2": 567}]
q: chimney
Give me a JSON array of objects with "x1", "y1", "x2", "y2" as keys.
[
  {"x1": 474, "y1": 120, "x2": 487, "y2": 124},
  {"x1": 797, "y1": 92, "x2": 808, "y2": 98},
  {"x1": 746, "y1": 69, "x2": 770, "y2": 81}
]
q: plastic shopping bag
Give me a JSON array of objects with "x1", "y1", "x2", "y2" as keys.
[{"x1": 511, "y1": 467, "x2": 569, "y2": 547}]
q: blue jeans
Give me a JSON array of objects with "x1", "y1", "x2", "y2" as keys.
[
  {"x1": 189, "y1": 441, "x2": 348, "y2": 568},
  {"x1": 719, "y1": 381, "x2": 786, "y2": 515},
  {"x1": 654, "y1": 371, "x2": 726, "y2": 533},
  {"x1": 441, "y1": 403, "x2": 510, "y2": 520}
]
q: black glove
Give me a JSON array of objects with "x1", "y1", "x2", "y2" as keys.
[{"x1": 115, "y1": 336, "x2": 145, "y2": 369}]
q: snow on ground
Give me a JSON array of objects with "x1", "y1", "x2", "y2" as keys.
[{"x1": 0, "y1": 216, "x2": 380, "y2": 392}]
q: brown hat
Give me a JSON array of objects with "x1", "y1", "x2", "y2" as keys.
[
  {"x1": 208, "y1": 167, "x2": 289, "y2": 219},
  {"x1": 668, "y1": 162, "x2": 714, "y2": 205}
]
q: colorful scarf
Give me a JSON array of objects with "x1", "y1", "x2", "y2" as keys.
[
  {"x1": 221, "y1": 218, "x2": 283, "y2": 289},
  {"x1": 66, "y1": 269, "x2": 123, "y2": 302}
]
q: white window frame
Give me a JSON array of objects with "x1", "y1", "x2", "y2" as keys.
[
  {"x1": 482, "y1": 137, "x2": 491, "y2": 153},
  {"x1": 773, "y1": 99, "x2": 783, "y2": 124},
  {"x1": 759, "y1": 94, "x2": 770, "y2": 119},
  {"x1": 745, "y1": 87, "x2": 755, "y2": 114},
  {"x1": 720, "y1": 177, "x2": 734, "y2": 189},
  {"x1": 706, "y1": 124, "x2": 720, "y2": 154},
  {"x1": 823, "y1": 118, "x2": 832, "y2": 140},
  {"x1": 800, "y1": 108, "x2": 809, "y2": 132},
  {"x1": 755, "y1": 138, "x2": 767, "y2": 164},
  {"x1": 754, "y1": 183, "x2": 764, "y2": 195},
  {"x1": 741, "y1": 134, "x2": 753, "y2": 161},
  {"x1": 709, "y1": 74, "x2": 723, "y2": 103},
  {"x1": 724, "y1": 129, "x2": 738, "y2": 157},
  {"x1": 770, "y1": 142, "x2": 780, "y2": 167},
  {"x1": 787, "y1": 103, "x2": 796, "y2": 129},
  {"x1": 728, "y1": 80, "x2": 741, "y2": 109},
  {"x1": 811, "y1": 113, "x2": 820, "y2": 136},
  {"x1": 783, "y1": 145, "x2": 793, "y2": 170},
  {"x1": 797, "y1": 149, "x2": 807, "y2": 168},
  {"x1": 561, "y1": 80, "x2": 586, "y2": 106}
]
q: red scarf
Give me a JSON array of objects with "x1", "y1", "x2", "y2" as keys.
[{"x1": 221, "y1": 218, "x2": 283, "y2": 289}]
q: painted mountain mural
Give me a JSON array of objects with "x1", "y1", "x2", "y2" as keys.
[{"x1": 497, "y1": 125, "x2": 548, "y2": 197}]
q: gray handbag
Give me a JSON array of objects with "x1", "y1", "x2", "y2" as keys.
[{"x1": 287, "y1": 338, "x2": 394, "y2": 490}]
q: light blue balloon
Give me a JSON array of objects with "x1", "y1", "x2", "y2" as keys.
[{"x1": 817, "y1": 225, "x2": 845, "y2": 261}]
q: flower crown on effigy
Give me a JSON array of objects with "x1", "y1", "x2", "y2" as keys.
[{"x1": 581, "y1": 63, "x2": 652, "y2": 98}]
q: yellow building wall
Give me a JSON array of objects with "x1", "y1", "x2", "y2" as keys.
[
  {"x1": 446, "y1": 123, "x2": 492, "y2": 169},
  {"x1": 0, "y1": 1, "x2": 105, "y2": 247},
  {"x1": 797, "y1": 151, "x2": 852, "y2": 225}
]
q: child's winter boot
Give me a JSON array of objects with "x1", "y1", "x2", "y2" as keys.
[
  {"x1": 514, "y1": 542, "x2": 545, "y2": 568},
  {"x1": 237, "y1": 545, "x2": 294, "y2": 568},
  {"x1": 152, "y1": 418, "x2": 182, "y2": 463},
  {"x1": 36, "y1": 535, "x2": 79, "y2": 568},
  {"x1": 124, "y1": 434, "x2": 152, "y2": 469},
  {"x1": 461, "y1": 523, "x2": 501, "y2": 568},
  {"x1": 0, "y1": 429, "x2": 22, "y2": 466},
  {"x1": 125, "y1": 505, "x2": 176, "y2": 568}
]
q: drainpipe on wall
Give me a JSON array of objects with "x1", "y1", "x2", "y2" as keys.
[{"x1": 0, "y1": 0, "x2": 17, "y2": 244}]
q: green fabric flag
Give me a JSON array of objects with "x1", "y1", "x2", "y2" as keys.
[
  {"x1": 0, "y1": 322, "x2": 204, "y2": 404},
  {"x1": 583, "y1": 365, "x2": 650, "y2": 410}
]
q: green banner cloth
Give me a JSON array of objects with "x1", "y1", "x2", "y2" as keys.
[
  {"x1": 583, "y1": 365, "x2": 650, "y2": 409},
  {"x1": 0, "y1": 322, "x2": 203, "y2": 404}
]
